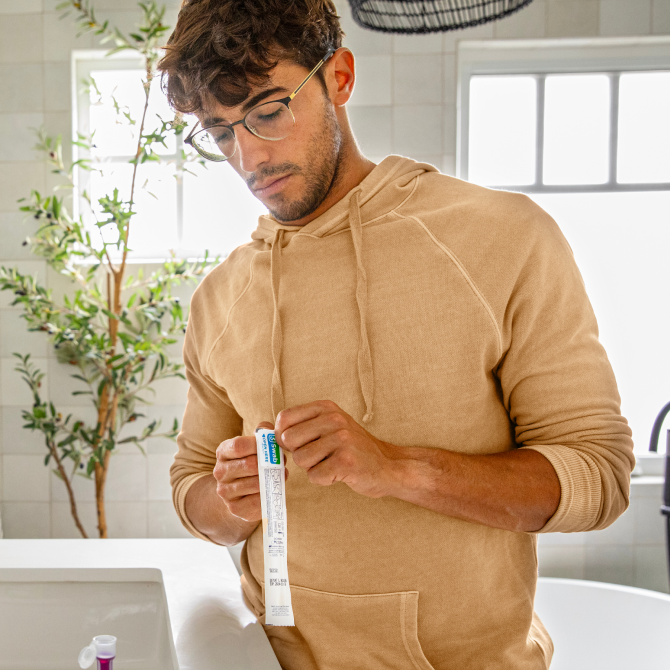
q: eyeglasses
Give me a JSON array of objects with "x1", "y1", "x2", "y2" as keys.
[{"x1": 184, "y1": 48, "x2": 337, "y2": 162}]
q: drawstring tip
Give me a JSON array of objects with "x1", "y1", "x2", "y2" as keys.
[{"x1": 362, "y1": 412, "x2": 373, "y2": 424}]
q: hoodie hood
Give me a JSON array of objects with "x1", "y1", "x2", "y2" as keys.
[{"x1": 249, "y1": 155, "x2": 439, "y2": 425}]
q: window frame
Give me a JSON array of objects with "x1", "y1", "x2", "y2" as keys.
[
  {"x1": 457, "y1": 37, "x2": 670, "y2": 468},
  {"x1": 71, "y1": 49, "x2": 188, "y2": 261},
  {"x1": 456, "y1": 36, "x2": 670, "y2": 193}
]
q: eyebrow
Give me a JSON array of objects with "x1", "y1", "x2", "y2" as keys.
[{"x1": 201, "y1": 86, "x2": 288, "y2": 127}]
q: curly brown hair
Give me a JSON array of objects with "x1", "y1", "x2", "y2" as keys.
[{"x1": 158, "y1": 0, "x2": 344, "y2": 114}]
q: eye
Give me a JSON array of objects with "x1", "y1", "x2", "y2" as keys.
[
  {"x1": 210, "y1": 127, "x2": 232, "y2": 144},
  {"x1": 257, "y1": 109, "x2": 282, "y2": 122}
]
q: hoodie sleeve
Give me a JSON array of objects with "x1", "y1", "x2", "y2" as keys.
[
  {"x1": 170, "y1": 299, "x2": 243, "y2": 543},
  {"x1": 495, "y1": 197, "x2": 635, "y2": 533}
]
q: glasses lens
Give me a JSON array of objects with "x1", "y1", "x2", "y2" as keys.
[
  {"x1": 192, "y1": 125, "x2": 235, "y2": 161},
  {"x1": 246, "y1": 101, "x2": 294, "y2": 140}
]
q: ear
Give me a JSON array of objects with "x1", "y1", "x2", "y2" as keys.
[{"x1": 327, "y1": 48, "x2": 356, "y2": 106}]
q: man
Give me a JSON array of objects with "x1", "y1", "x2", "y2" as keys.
[{"x1": 158, "y1": 1, "x2": 635, "y2": 668}]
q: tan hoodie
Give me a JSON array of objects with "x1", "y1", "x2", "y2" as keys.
[{"x1": 171, "y1": 156, "x2": 635, "y2": 669}]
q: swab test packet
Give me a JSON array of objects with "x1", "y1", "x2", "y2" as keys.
[{"x1": 254, "y1": 428, "x2": 294, "y2": 626}]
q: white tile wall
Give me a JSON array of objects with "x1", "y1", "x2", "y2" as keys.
[
  {"x1": 348, "y1": 55, "x2": 392, "y2": 107},
  {"x1": 51, "y1": 500, "x2": 97, "y2": 538},
  {"x1": 1, "y1": 406, "x2": 45, "y2": 454},
  {"x1": 338, "y1": 4, "x2": 393, "y2": 56},
  {"x1": 42, "y1": 11, "x2": 93, "y2": 62},
  {"x1": 585, "y1": 544, "x2": 635, "y2": 584},
  {"x1": 0, "y1": 163, "x2": 45, "y2": 211},
  {"x1": 1, "y1": 356, "x2": 48, "y2": 407},
  {"x1": 393, "y1": 32, "x2": 443, "y2": 54},
  {"x1": 600, "y1": 0, "x2": 652, "y2": 36},
  {"x1": 148, "y1": 501, "x2": 191, "y2": 539},
  {"x1": 348, "y1": 105, "x2": 393, "y2": 157},
  {"x1": 0, "y1": 502, "x2": 50, "y2": 537},
  {"x1": 0, "y1": 0, "x2": 43, "y2": 13},
  {"x1": 0, "y1": 212, "x2": 40, "y2": 261},
  {"x1": 43, "y1": 63, "x2": 71, "y2": 112},
  {"x1": 393, "y1": 54, "x2": 442, "y2": 105},
  {"x1": 537, "y1": 545, "x2": 586, "y2": 579},
  {"x1": 0, "y1": 14, "x2": 44, "y2": 62},
  {"x1": 393, "y1": 105, "x2": 443, "y2": 156},
  {"x1": 443, "y1": 21, "x2": 494, "y2": 53},
  {"x1": 51, "y1": 468, "x2": 96, "y2": 503},
  {"x1": 652, "y1": 0, "x2": 670, "y2": 33},
  {"x1": 0, "y1": 1, "x2": 667, "y2": 596},
  {"x1": 0, "y1": 64, "x2": 44, "y2": 112},
  {"x1": 0, "y1": 261, "x2": 47, "y2": 310},
  {"x1": 3, "y1": 454, "x2": 50, "y2": 502},
  {"x1": 545, "y1": 0, "x2": 600, "y2": 37},
  {"x1": 0, "y1": 309, "x2": 48, "y2": 358},
  {"x1": 494, "y1": 0, "x2": 547, "y2": 38},
  {"x1": 0, "y1": 113, "x2": 45, "y2": 162},
  {"x1": 633, "y1": 545, "x2": 669, "y2": 592}
]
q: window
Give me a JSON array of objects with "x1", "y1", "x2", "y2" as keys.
[
  {"x1": 72, "y1": 50, "x2": 267, "y2": 261},
  {"x1": 458, "y1": 37, "x2": 670, "y2": 455}
]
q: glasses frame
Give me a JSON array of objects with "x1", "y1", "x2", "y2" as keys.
[{"x1": 185, "y1": 47, "x2": 337, "y2": 162}]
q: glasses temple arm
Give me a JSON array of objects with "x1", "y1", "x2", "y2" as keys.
[{"x1": 289, "y1": 48, "x2": 336, "y2": 100}]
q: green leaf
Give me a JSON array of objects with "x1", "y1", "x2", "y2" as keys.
[{"x1": 57, "y1": 434, "x2": 77, "y2": 448}]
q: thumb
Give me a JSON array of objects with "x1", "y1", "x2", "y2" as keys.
[{"x1": 255, "y1": 420, "x2": 289, "y2": 479}]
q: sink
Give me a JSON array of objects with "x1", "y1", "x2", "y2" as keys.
[{"x1": 0, "y1": 567, "x2": 178, "y2": 670}]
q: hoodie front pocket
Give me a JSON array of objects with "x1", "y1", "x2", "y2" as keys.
[{"x1": 288, "y1": 585, "x2": 436, "y2": 670}]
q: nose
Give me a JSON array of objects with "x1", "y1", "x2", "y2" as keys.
[{"x1": 233, "y1": 123, "x2": 271, "y2": 174}]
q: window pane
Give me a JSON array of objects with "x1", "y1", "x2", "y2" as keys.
[
  {"x1": 89, "y1": 70, "x2": 176, "y2": 157},
  {"x1": 543, "y1": 74, "x2": 610, "y2": 185},
  {"x1": 181, "y1": 162, "x2": 267, "y2": 257},
  {"x1": 617, "y1": 71, "x2": 670, "y2": 184},
  {"x1": 532, "y1": 191, "x2": 670, "y2": 453},
  {"x1": 88, "y1": 162, "x2": 178, "y2": 258},
  {"x1": 468, "y1": 76, "x2": 536, "y2": 186}
]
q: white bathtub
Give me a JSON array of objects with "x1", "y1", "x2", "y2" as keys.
[{"x1": 535, "y1": 577, "x2": 670, "y2": 669}]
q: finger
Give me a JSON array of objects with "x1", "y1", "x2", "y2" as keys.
[
  {"x1": 217, "y1": 435, "x2": 257, "y2": 461},
  {"x1": 217, "y1": 474, "x2": 260, "y2": 502},
  {"x1": 226, "y1": 493, "x2": 262, "y2": 522},
  {"x1": 279, "y1": 410, "x2": 348, "y2": 453},
  {"x1": 291, "y1": 436, "x2": 337, "y2": 471},
  {"x1": 214, "y1": 454, "x2": 258, "y2": 483},
  {"x1": 303, "y1": 454, "x2": 339, "y2": 487},
  {"x1": 274, "y1": 400, "x2": 340, "y2": 449}
]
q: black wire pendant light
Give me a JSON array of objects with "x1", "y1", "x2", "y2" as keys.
[{"x1": 348, "y1": 0, "x2": 535, "y2": 34}]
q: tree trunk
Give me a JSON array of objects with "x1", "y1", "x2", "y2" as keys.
[
  {"x1": 51, "y1": 442, "x2": 88, "y2": 539},
  {"x1": 94, "y1": 454, "x2": 110, "y2": 538}
]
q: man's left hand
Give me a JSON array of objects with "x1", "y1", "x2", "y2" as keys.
[{"x1": 274, "y1": 400, "x2": 398, "y2": 498}]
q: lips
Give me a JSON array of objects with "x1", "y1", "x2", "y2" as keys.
[{"x1": 252, "y1": 174, "x2": 291, "y2": 196}]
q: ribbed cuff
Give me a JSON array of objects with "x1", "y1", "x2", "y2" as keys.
[
  {"x1": 520, "y1": 445, "x2": 602, "y2": 533},
  {"x1": 174, "y1": 472, "x2": 218, "y2": 543}
]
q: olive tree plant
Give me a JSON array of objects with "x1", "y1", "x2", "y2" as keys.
[{"x1": 0, "y1": 1, "x2": 216, "y2": 538}]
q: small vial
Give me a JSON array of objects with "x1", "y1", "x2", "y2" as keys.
[{"x1": 78, "y1": 635, "x2": 116, "y2": 670}]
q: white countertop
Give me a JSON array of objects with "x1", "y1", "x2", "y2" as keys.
[{"x1": 0, "y1": 538, "x2": 281, "y2": 670}]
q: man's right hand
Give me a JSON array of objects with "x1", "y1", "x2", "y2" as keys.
[
  {"x1": 213, "y1": 421, "x2": 289, "y2": 523},
  {"x1": 183, "y1": 422, "x2": 288, "y2": 546}
]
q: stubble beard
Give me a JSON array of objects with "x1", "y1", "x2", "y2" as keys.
[{"x1": 251, "y1": 99, "x2": 345, "y2": 223}]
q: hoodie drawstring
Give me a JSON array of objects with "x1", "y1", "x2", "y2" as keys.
[
  {"x1": 349, "y1": 189, "x2": 374, "y2": 424},
  {"x1": 270, "y1": 227, "x2": 286, "y2": 420},
  {"x1": 268, "y1": 190, "x2": 374, "y2": 425}
]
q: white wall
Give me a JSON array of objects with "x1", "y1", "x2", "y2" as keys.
[{"x1": 0, "y1": 0, "x2": 668, "y2": 592}]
